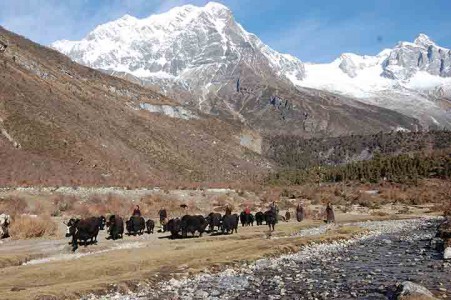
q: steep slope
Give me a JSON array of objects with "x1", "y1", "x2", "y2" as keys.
[
  {"x1": 52, "y1": 2, "x2": 420, "y2": 136},
  {"x1": 295, "y1": 34, "x2": 451, "y2": 128},
  {"x1": 0, "y1": 26, "x2": 269, "y2": 187}
]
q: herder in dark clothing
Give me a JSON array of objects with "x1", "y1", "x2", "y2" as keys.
[
  {"x1": 270, "y1": 201, "x2": 279, "y2": 223},
  {"x1": 158, "y1": 207, "x2": 167, "y2": 232},
  {"x1": 132, "y1": 205, "x2": 141, "y2": 217},
  {"x1": 296, "y1": 203, "x2": 304, "y2": 222},
  {"x1": 325, "y1": 203, "x2": 335, "y2": 223},
  {"x1": 285, "y1": 210, "x2": 291, "y2": 221},
  {"x1": 225, "y1": 204, "x2": 232, "y2": 216}
]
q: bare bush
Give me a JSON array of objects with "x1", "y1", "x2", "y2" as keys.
[
  {"x1": 212, "y1": 194, "x2": 230, "y2": 207},
  {"x1": 52, "y1": 194, "x2": 77, "y2": 215},
  {"x1": 28, "y1": 201, "x2": 47, "y2": 215},
  {"x1": 277, "y1": 198, "x2": 296, "y2": 210},
  {"x1": 105, "y1": 193, "x2": 132, "y2": 216},
  {"x1": 9, "y1": 215, "x2": 57, "y2": 239},
  {"x1": 371, "y1": 211, "x2": 389, "y2": 217},
  {"x1": 139, "y1": 194, "x2": 185, "y2": 218},
  {"x1": 71, "y1": 202, "x2": 91, "y2": 217},
  {"x1": 0, "y1": 196, "x2": 28, "y2": 217}
]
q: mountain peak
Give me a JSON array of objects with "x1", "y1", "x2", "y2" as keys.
[
  {"x1": 115, "y1": 14, "x2": 138, "y2": 24},
  {"x1": 158, "y1": 2, "x2": 230, "y2": 20},
  {"x1": 413, "y1": 33, "x2": 436, "y2": 47},
  {"x1": 204, "y1": 1, "x2": 230, "y2": 12}
]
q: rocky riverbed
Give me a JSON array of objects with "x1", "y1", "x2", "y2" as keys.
[{"x1": 88, "y1": 218, "x2": 450, "y2": 300}]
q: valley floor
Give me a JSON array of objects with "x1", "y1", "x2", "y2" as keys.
[{"x1": 0, "y1": 204, "x2": 441, "y2": 300}]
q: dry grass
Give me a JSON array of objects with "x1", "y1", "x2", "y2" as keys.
[
  {"x1": 270, "y1": 179, "x2": 450, "y2": 216},
  {"x1": 371, "y1": 211, "x2": 390, "y2": 217},
  {"x1": 139, "y1": 193, "x2": 195, "y2": 218},
  {"x1": 9, "y1": 215, "x2": 57, "y2": 239},
  {"x1": 52, "y1": 195, "x2": 77, "y2": 216},
  {"x1": 0, "y1": 196, "x2": 28, "y2": 217},
  {"x1": 55, "y1": 192, "x2": 204, "y2": 220}
]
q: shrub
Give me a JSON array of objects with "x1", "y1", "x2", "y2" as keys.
[
  {"x1": 0, "y1": 196, "x2": 28, "y2": 217},
  {"x1": 278, "y1": 198, "x2": 296, "y2": 210},
  {"x1": 52, "y1": 195, "x2": 77, "y2": 214},
  {"x1": 28, "y1": 201, "x2": 46, "y2": 215},
  {"x1": 9, "y1": 215, "x2": 57, "y2": 239},
  {"x1": 371, "y1": 211, "x2": 389, "y2": 217},
  {"x1": 105, "y1": 193, "x2": 131, "y2": 216},
  {"x1": 212, "y1": 194, "x2": 230, "y2": 207}
]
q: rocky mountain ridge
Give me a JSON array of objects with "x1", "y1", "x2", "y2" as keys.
[
  {"x1": 51, "y1": 2, "x2": 426, "y2": 135},
  {"x1": 52, "y1": 3, "x2": 451, "y2": 130}
]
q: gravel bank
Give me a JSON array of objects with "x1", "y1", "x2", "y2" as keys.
[{"x1": 86, "y1": 217, "x2": 449, "y2": 300}]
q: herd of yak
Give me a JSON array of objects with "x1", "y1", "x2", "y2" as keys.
[{"x1": 64, "y1": 210, "x2": 278, "y2": 251}]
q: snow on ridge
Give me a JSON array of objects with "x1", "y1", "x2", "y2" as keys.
[
  {"x1": 294, "y1": 33, "x2": 451, "y2": 100},
  {"x1": 51, "y1": 1, "x2": 304, "y2": 83},
  {"x1": 50, "y1": 2, "x2": 451, "y2": 129}
]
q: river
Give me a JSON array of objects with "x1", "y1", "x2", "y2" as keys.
[{"x1": 89, "y1": 218, "x2": 450, "y2": 300}]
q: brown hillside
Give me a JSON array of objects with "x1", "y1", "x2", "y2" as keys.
[{"x1": 0, "y1": 27, "x2": 268, "y2": 187}]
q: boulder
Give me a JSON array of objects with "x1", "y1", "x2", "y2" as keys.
[
  {"x1": 395, "y1": 281, "x2": 437, "y2": 300},
  {"x1": 444, "y1": 247, "x2": 451, "y2": 260}
]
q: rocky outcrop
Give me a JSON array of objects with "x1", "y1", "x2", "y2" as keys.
[
  {"x1": 395, "y1": 281, "x2": 437, "y2": 300},
  {"x1": 51, "y1": 2, "x2": 305, "y2": 115},
  {"x1": 383, "y1": 34, "x2": 451, "y2": 80},
  {"x1": 445, "y1": 247, "x2": 451, "y2": 260}
]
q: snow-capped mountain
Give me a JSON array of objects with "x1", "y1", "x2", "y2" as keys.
[
  {"x1": 51, "y1": 2, "x2": 450, "y2": 131},
  {"x1": 296, "y1": 33, "x2": 451, "y2": 96},
  {"x1": 52, "y1": 2, "x2": 304, "y2": 112},
  {"x1": 294, "y1": 33, "x2": 451, "y2": 127}
]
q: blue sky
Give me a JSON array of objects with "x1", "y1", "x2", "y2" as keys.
[{"x1": 0, "y1": 0, "x2": 450, "y2": 63}]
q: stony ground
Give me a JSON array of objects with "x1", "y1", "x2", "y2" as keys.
[
  {"x1": 0, "y1": 199, "x2": 444, "y2": 300},
  {"x1": 92, "y1": 218, "x2": 450, "y2": 300}
]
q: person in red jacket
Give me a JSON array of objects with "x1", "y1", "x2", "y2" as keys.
[
  {"x1": 244, "y1": 206, "x2": 251, "y2": 215},
  {"x1": 132, "y1": 205, "x2": 141, "y2": 217}
]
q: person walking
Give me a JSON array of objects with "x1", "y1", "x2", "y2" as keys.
[
  {"x1": 132, "y1": 205, "x2": 141, "y2": 217},
  {"x1": 285, "y1": 210, "x2": 291, "y2": 221},
  {"x1": 296, "y1": 203, "x2": 304, "y2": 222},
  {"x1": 225, "y1": 204, "x2": 232, "y2": 216},
  {"x1": 270, "y1": 201, "x2": 279, "y2": 214},
  {"x1": 158, "y1": 207, "x2": 168, "y2": 232},
  {"x1": 270, "y1": 201, "x2": 279, "y2": 223},
  {"x1": 325, "y1": 203, "x2": 335, "y2": 224}
]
